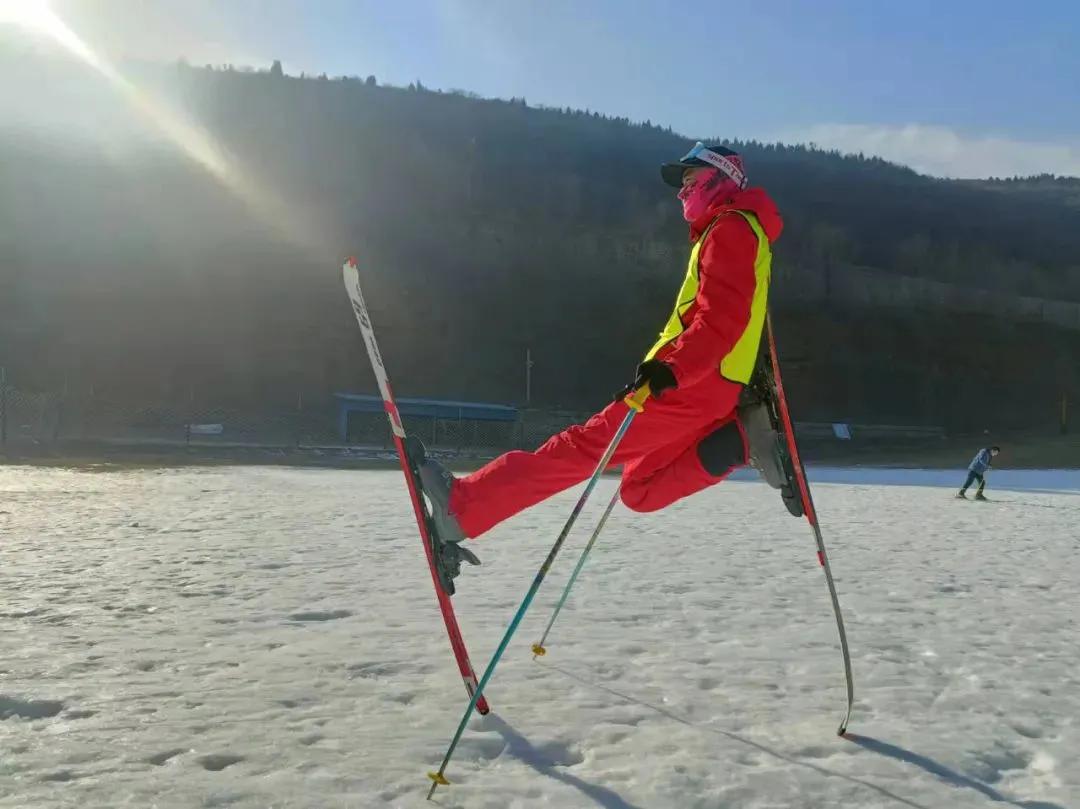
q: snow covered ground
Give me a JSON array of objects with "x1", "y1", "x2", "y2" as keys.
[{"x1": 1, "y1": 464, "x2": 1077, "y2": 808}]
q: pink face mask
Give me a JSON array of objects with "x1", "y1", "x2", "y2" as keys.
[{"x1": 677, "y1": 169, "x2": 737, "y2": 223}]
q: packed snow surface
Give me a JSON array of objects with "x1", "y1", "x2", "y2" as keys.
[{"x1": 1, "y1": 464, "x2": 1077, "y2": 808}]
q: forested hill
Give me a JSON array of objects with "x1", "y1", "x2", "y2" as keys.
[{"x1": 2, "y1": 43, "x2": 1079, "y2": 430}]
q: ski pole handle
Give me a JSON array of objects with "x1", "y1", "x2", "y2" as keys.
[{"x1": 624, "y1": 383, "x2": 650, "y2": 413}]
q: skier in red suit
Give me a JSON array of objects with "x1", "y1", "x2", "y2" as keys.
[{"x1": 414, "y1": 143, "x2": 787, "y2": 578}]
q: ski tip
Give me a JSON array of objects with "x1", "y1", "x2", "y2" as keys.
[
  {"x1": 346, "y1": 255, "x2": 358, "y2": 268},
  {"x1": 837, "y1": 726, "x2": 849, "y2": 738},
  {"x1": 427, "y1": 771, "x2": 450, "y2": 786},
  {"x1": 531, "y1": 643, "x2": 547, "y2": 657}
]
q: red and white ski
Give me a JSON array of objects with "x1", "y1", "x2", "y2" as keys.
[
  {"x1": 765, "y1": 312, "x2": 854, "y2": 735},
  {"x1": 342, "y1": 257, "x2": 489, "y2": 714}
]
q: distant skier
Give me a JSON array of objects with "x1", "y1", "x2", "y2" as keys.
[
  {"x1": 414, "y1": 143, "x2": 792, "y2": 578},
  {"x1": 957, "y1": 445, "x2": 1000, "y2": 500}
]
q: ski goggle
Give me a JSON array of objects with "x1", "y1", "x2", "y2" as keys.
[{"x1": 681, "y1": 142, "x2": 748, "y2": 190}]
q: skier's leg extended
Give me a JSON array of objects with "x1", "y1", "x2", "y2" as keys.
[{"x1": 447, "y1": 375, "x2": 739, "y2": 537}]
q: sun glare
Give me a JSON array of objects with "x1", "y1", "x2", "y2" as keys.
[
  {"x1": 1, "y1": 0, "x2": 231, "y2": 178},
  {"x1": 2, "y1": 0, "x2": 328, "y2": 256},
  {"x1": 0, "y1": 1, "x2": 98, "y2": 65},
  {"x1": 0, "y1": 0, "x2": 53, "y2": 28}
]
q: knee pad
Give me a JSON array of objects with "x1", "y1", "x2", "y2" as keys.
[{"x1": 697, "y1": 421, "x2": 747, "y2": 477}]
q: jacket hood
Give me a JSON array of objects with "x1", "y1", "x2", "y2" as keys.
[{"x1": 689, "y1": 186, "x2": 783, "y2": 243}]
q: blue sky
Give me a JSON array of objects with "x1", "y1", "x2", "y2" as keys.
[{"x1": 44, "y1": 0, "x2": 1080, "y2": 177}]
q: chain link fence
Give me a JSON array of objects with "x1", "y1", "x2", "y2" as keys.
[
  {"x1": 335, "y1": 407, "x2": 588, "y2": 457},
  {"x1": 0, "y1": 387, "x2": 62, "y2": 445},
  {"x1": 0, "y1": 377, "x2": 591, "y2": 461},
  {"x1": 1, "y1": 374, "x2": 976, "y2": 465},
  {"x1": 0, "y1": 391, "x2": 336, "y2": 449}
]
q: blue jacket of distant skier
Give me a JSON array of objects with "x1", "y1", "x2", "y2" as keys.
[{"x1": 968, "y1": 448, "x2": 993, "y2": 474}]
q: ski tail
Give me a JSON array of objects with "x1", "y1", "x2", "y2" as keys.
[
  {"x1": 342, "y1": 257, "x2": 489, "y2": 715},
  {"x1": 764, "y1": 312, "x2": 854, "y2": 735}
]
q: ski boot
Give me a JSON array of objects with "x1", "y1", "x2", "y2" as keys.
[
  {"x1": 738, "y1": 363, "x2": 804, "y2": 518},
  {"x1": 404, "y1": 437, "x2": 480, "y2": 596},
  {"x1": 956, "y1": 491, "x2": 968, "y2": 499},
  {"x1": 974, "y1": 491, "x2": 988, "y2": 502}
]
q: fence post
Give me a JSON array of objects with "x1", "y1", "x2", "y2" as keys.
[
  {"x1": 295, "y1": 390, "x2": 303, "y2": 449},
  {"x1": 186, "y1": 384, "x2": 194, "y2": 446},
  {"x1": 0, "y1": 367, "x2": 7, "y2": 447},
  {"x1": 83, "y1": 383, "x2": 91, "y2": 440},
  {"x1": 52, "y1": 395, "x2": 61, "y2": 442},
  {"x1": 53, "y1": 373, "x2": 67, "y2": 442}
]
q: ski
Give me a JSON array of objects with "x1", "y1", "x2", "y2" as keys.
[
  {"x1": 763, "y1": 312, "x2": 855, "y2": 736},
  {"x1": 342, "y1": 257, "x2": 489, "y2": 715}
]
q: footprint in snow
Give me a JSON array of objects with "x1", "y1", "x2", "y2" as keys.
[
  {"x1": 346, "y1": 661, "x2": 407, "y2": 680},
  {"x1": 288, "y1": 609, "x2": 352, "y2": 623},
  {"x1": 197, "y1": 753, "x2": 245, "y2": 771},
  {"x1": 1010, "y1": 722, "x2": 1043, "y2": 739},
  {"x1": 40, "y1": 769, "x2": 79, "y2": 782},
  {"x1": 147, "y1": 748, "x2": 187, "y2": 766},
  {"x1": 0, "y1": 695, "x2": 65, "y2": 720}
]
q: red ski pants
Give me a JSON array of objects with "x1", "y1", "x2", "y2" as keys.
[{"x1": 449, "y1": 373, "x2": 747, "y2": 538}]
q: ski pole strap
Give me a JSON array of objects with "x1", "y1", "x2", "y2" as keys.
[{"x1": 624, "y1": 383, "x2": 651, "y2": 413}]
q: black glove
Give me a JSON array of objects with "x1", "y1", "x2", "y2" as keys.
[{"x1": 613, "y1": 359, "x2": 678, "y2": 402}]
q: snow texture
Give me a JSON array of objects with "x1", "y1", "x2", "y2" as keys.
[{"x1": 1, "y1": 464, "x2": 1077, "y2": 808}]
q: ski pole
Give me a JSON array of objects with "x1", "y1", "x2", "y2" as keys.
[
  {"x1": 426, "y1": 385, "x2": 650, "y2": 799},
  {"x1": 531, "y1": 486, "x2": 620, "y2": 659}
]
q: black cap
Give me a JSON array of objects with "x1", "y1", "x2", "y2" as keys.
[{"x1": 661, "y1": 142, "x2": 745, "y2": 188}]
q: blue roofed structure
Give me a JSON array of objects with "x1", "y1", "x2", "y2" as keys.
[{"x1": 334, "y1": 393, "x2": 518, "y2": 443}]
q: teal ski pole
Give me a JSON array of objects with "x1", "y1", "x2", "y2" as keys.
[{"x1": 425, "y1": 384, "x2": 650, "y2": 799}]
